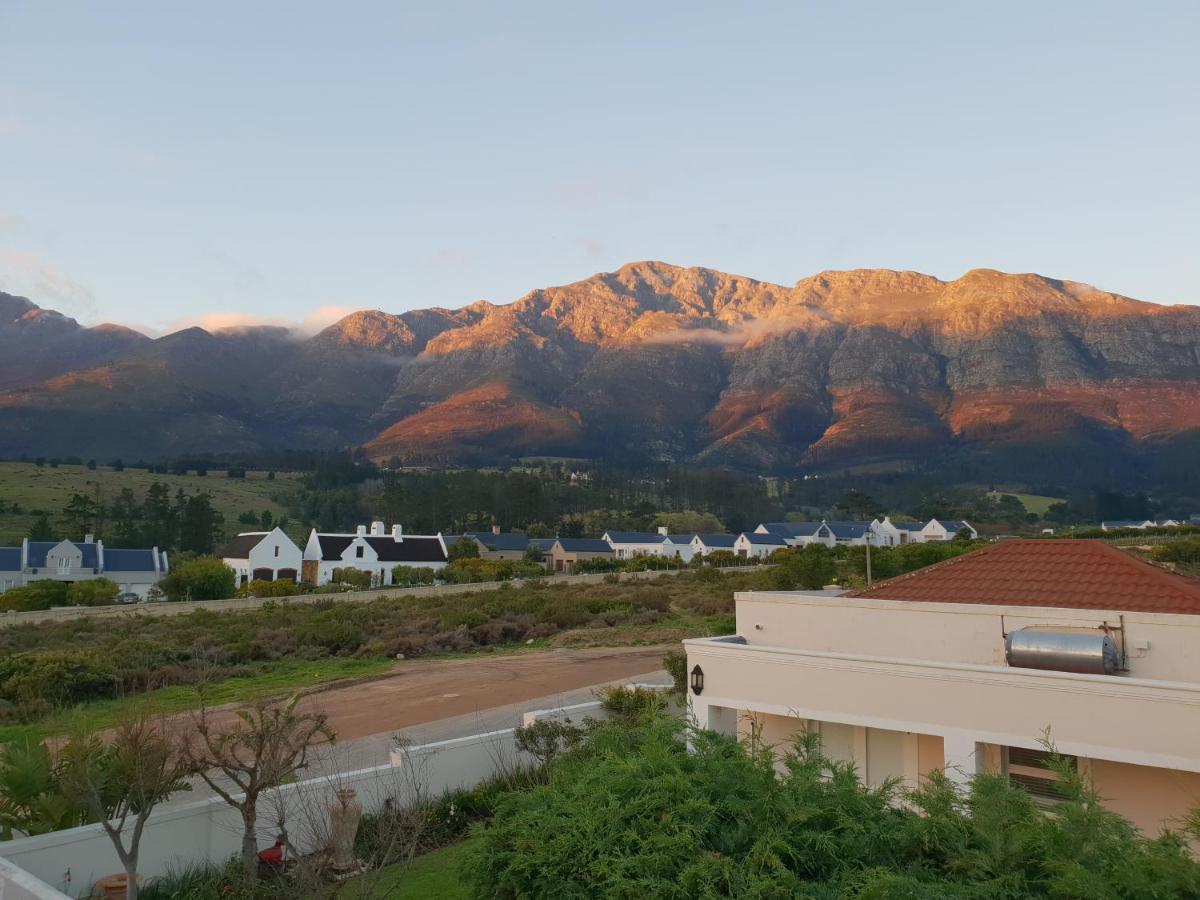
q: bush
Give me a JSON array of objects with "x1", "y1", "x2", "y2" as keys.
[
  {"x1": 662, "y1": 650, "x2": 687, "y2": 695},
  {"x1": 0, "y1": 580, "x2": 70, "y2": 612},
  {"x1": 594, "y1": 685, "x2": 665, "y2": 724},
  {"x1": 391, "y1": 565, "x2": 437, "y2": 587},
  {"x1": 330, "y1": 567, "x2": 373, "y2": 590},
  {"x1": 68, "y1": 578, "x2": 120, "y2": 607},
  {"x1": 468, "y1": 715, "x2": 1200, "y2": 898},
  {"x1": 159, "y1": 557, "x2": 236, "y2": 601},
  {"x1": 238, "y1": 579, "x2": 298, "y2": 598},
  {"x1": 0, "y1": 651, "x2": 118, "y2": 706}
]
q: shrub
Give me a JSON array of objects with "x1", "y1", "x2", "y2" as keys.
[
  {"x1": 238, "y1": 579, "x2": 297, "y2": 598},
  {"x1": 468, "y1": 715, "x2": 1200, "y2": 899},
  {"x1": 514, "y1": 718, "x2": 586, "y2": 766},
  {"x1": 0, "y1": 650, "x2": 118, "y2": 706},
  {"x1": 0, "y1": 580, "x2": 70, "y2": 612},
  {"x1": 67, "y1": 578, "x2": 120, "y2": 607},
  {"x1": 594, "y1": 685, "x2": 665, "y2": 724},
  {"x1": 662, "y1": 650, "x2": 687, "y2": 695},
  {"x1": 330, "y1": 567, "x2": 373, "y2": 590},
  {"x1": 160, "y1": 557, "x2": 236, "y2": 601},
  {"x1": 391, "y1": 565, "x2": 437, "y2": 586}
]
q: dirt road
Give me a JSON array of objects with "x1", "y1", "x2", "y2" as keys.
[{"x1": 287, "y1": 645, "x2": 672, "y2": 742}]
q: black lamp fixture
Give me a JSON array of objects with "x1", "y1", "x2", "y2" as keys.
[{"x1": 690, "y1": 664, "x2": 704, "y2": 696}]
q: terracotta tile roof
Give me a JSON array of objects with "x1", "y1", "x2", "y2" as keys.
[{"x1": 845, "y1": 539, "x2": 1200, "y2": 615}]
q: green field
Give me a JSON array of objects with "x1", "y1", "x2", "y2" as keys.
[
  {"x1": 0, "y1": 461, "x2": 302, "y2": 544},
  {"x1": 0, "y1": 656, "x2": 392, "y2": 746},
  {"x1": 987, "y1": 491, "x2": 1064, "y2": 516}
]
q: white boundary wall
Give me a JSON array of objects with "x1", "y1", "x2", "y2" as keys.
[
  {"x1": 0, "y1": 727, "x2": 529, "y2": 898},
  {"x1": 0, "y1": 856, "x2": 72, "y2": 900}
]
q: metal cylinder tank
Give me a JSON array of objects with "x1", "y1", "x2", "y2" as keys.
[{"x1": 1004, "y1": 629, "x2": 1120, "y2": 676}]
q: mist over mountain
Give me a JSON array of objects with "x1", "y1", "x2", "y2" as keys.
[{"x1": 2, "y1": 263, "x2": 1199, "y2": 488}]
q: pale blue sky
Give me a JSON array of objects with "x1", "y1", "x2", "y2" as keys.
[{"x1": 1, "y1": 1, "x2": 1197, "y2": 333}]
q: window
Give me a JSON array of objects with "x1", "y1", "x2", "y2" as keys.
[
  {"x1": 1004, "y1": 746, "x2": 1076, "y2": 804},
  {"x1": 274, "y1": 546, "x2": 280, "y2": 558},
  {"x1": 356, "y1": 545, "x2": 364, "y2": 559}
]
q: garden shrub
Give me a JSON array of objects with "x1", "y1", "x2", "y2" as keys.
[{"x1": 468, "y1": 715, "x2": 1200, "y2": 899}]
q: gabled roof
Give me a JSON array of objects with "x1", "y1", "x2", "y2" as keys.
[
  {"x1": 824, "y1": 521, "x2": 870, "y2": 539},
  {"x1": 217, "y1": 532, "x2": 270, "y2": 559},
  {"x1": 363, "y1": 535, "x2": 446, "y2": 563},
  {"x1": 0, "y1": 548, "x2": 20, "y2": 572},
  {"x1": 553, "y1": 538, "x2": 613, "y2": 553},
  {"x1": 741, "y1": 532, "x2": 786, "y2": 545},
  {"x1": 846, "y1": 539, "x2": 1200, "y2": 615},
  {"x1": 529, "y1": 538, "x2": 556, "y2": 552},
  {"x1": 694, "y1": 533, "x2": 738, "y2": 548},
  {"x1": 760, "y1": 521, "x2": 825, "y2": 538},
  {"x1": 933, "y1": 520, "x2": 972, "y2": 533},
  {"x1": 604, "y1": 531, "x2": 668, "y2": 544},
  {"x1": 313, "y1": 534, "x2": 355, "y2": 561},
  {"x1": 464, "y1": 532, "x2": 533, "y2": 552},
  {"x1": 26, "y1": 541, "x2": 98, "y2": 569},
  {"x1": 103, "y1": 548, "x2": 159, "y2": 572}
]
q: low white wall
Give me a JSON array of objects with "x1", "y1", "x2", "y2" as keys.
[
  {"x1": 0, "y1": 727, "x2": 539, "y2": 897},
  {"x1": 0, "y1": 856, "x2": 72, "y2": 900}
]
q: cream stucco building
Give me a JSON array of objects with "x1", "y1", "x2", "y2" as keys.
[{"x1": 685, "y1": 539, "x2": 1200, "y2": 836}]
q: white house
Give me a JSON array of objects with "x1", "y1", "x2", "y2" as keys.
[
  {"x1": 1100, "y1": 520, "x2": 1155, "y2": 532},
  {"x1": 303, "y1": 521, "x2": 448, "y2": 587},
  {"x1": 603, "y1": 529, "x2": 671, "y2": 559},
  {"x1": 754, "y1": 522, "x2": 833, "y2": 547},
  {"x1": 218, "y1": 528, "x2": 303, "y2": 588},
  {"x1": 920, "y1": 519, "x2": 978, "y2": 542},
  {"x1": 685, "y1": 539, "x2": 1200, "y2": 837},
  {"x1": 0, "y1": 536, "x2": 168, "y2": 598},
  {"x1": 691, "y1": 533, "x2": 739, "y2": 557},
  {"x1": 869, "y1": 516, "x2": 927, "y2": 547},
  {"x1": 733, "y1": 531, "x2": 787, "y2": 559}
]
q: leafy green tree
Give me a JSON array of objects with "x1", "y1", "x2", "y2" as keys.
[
  {"x1": 59, "y1": 718, "x2": 193, "y2": 900},
  {"x1": 770, "y1": 544, "x2": 837, "y2": 589},
  {"x1": 27, "y1": 514, "x2": 55, "y2": 541},
  {"x1": 159, "y1": 556, "x2": 235, "y2": 601},
  {"x1": 449, "y1": 536, "x2": 481, "y2": 561},
  {"x1": 177, "y1": 492, "x2": 224, "y2": 554},
  {"x1": 524, "y1": 544, "x2": 545, "y2": 564},
  {"x1": 60, "y1": 493, "x2": 100, "y2": 541},
  {"x1": 0, "y1": 738, "x2": 90, "y2": 839},
  {"x1": 68, "y1": 578, "x2": 120, "y2": 607},
  {"x1": 259, "y1": 510, "x2": 274, "y2": 530}
]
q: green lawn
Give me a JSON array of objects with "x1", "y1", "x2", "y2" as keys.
[
  {"x1": 988, "y1": 491, "x2": 1064, "y2": 516},
  {"x1": 0, "y1": 656, "x2": 393, "y2": 745},
  {"x1": 0, "y1": 461, "x2": 302, "y2": 545},
  {"x1": 330, "y1": 839, "x2": 476, "y2": 899}
]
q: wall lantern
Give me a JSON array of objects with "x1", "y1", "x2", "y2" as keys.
[{"x1": 690, "y1": 664, "x2": 705, "y2": 696}]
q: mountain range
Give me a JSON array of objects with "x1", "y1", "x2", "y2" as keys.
[{"x1": 2, "y1": 263, "x2": 1199, "y2": 483}]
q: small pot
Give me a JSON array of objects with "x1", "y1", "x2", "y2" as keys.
[{"x1": 94, "y1": 873, "x2": 141, "y2": 899}]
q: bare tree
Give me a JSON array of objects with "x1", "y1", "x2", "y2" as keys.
[
  {"x1": 58, "y1": 717, "x2": 193, "y2": 900},
  {"x1": 188, "y1": 693, "x2": 335, "y2": 882}
]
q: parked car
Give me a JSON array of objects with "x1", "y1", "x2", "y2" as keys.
[{"x1": 117, "y1": 592, "x2": 141, "y2": 604}]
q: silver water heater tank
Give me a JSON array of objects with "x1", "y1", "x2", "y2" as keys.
[{"x1": 1005, "y1": 629, "x2": 1121, "y2": 676}]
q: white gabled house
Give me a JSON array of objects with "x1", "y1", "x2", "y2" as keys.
[
  {"x1": 733, "y1": 531, "x2": 786, "y2": 559},
  {"x1": 870, "y1": 516, "x2": 926, "y2": 547},
  {"x1": 920, "y1": 519, "x2": 977, "y2": 542},
  {"x1": 303, "y1": 521, "x2": 448, "y2": 587},
  {"x1": 218, "y1": 527, "x2": 304, "y2": 588},
  {"x1": 691, "y1": 533, "x2": 740, "y2": 557},
  {"x1": 0, "y1": 535, "x2": 169, "y2": 598},
  {"x1": 754, "y1": 522, "x2": 833, "y2": 547},
  {"x1": 603, "y1": 528, "x2": 671, "y2": 559}
]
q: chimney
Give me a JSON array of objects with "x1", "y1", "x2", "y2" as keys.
[
  {"x1": 391, "y1": 524, "x2": 403, "y2": 541},
  {"x1": 371, "y1": 520, "x2": 385, "y2": 536},
  {"x1": 492, "y1": 524, "x2": 501, "y2": 535},
  {"x1": 84, "y1": 534, "x2": 94, "y2": 544},
  {"x1": 657, "y1": 526, "x2": 668, "y2": 536},
  {"x1": 356, "y1": 525, "x2": 366, "y2": 537}
]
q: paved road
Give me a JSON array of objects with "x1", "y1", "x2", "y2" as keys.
[{"x1": 165, "y1": 647, "x2": 674, "y2": 807}]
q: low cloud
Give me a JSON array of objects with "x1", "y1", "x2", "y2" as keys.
[
  {"x1": 157, "y1": 304, "x2": 365, "y2": 338},
  {"x1": 642, "y1": 318, "x2": 801, "y2": 347},
  {"x1": 0, "y1": 251, "x2": 97, "y2": 320}
]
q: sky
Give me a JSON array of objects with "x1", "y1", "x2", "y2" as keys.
[{"x1": 0, "y1": 2, "x2": 1197, "y2": 334}]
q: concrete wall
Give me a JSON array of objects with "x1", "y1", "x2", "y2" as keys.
[
  {"x1": 1, "y1": 567, "x2": 763, "y2": 629},
  {"x1": 0, "y1": 856, "x2": 72, "y2": 900},
  {"x1": 0, "y1": 727, "x2": 535, "y2": 898},
  {"x1": 735, "y1": 592, "x2": 1200, "y2": 682}
]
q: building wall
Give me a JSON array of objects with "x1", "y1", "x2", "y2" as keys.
[
  {"x1": 734, "y1": 593, "x2": 1200, "y2": 682},
  {"x1": 1090, "y1": 759, "x2": 1200, "y2": 836}
]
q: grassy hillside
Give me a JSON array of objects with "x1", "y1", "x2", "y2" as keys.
[
  {"x1": 986, "y1": 490, "x2": 1064, "y2": 516},
  {"x1": 0, "y1": 461, "x2": 302, "y2": 545}
]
